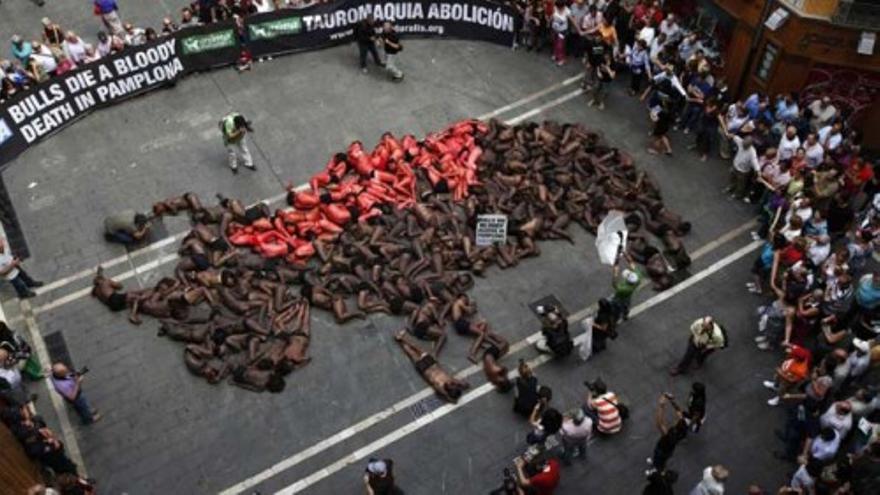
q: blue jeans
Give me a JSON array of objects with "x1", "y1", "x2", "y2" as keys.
[
  {"x1": 70, "y1": 393, "x2": 95, "y2": 424},
  {"x1": 8, "y1": 270, "x2": 38, "y2": 297},
  {"x1": 560, "y1": 435, "x2": 587, "y2": 464}
]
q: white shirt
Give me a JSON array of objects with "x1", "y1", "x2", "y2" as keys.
[
  {"x1": 690, "y1": 467, "x2": 725, "y2": 495},
  {"x1": 808, "y1": 241, "x2": 831, "y2": 266},
  {"x1": 732, "y1": 136, "x2": 760, "y2": 174},
  {"x1": 778, "y1": 134, "x2": 801, "y2": 161},
  {"x1": 561, "y1": 417, "x2": 593, "y2": 440},
  {"x1": 818, "y1": 126, "x2": 842, "y2": 150},
  {"x1": 790, "y1": 464, "x2": 815, "y2": 491},
  {"x1": 659, "y1": 19, "x2": 680, "y2": 41},
  {"x1": 820, "y1": 408, "x2": 853, "y2": 437},
  {"x1": 810, "y1": 431, "x2": 841, "y2": 461},
  {"x1": 638, "y1": 26, "x2": 656, "y2": 45},
  {"x1": 805, "y1": 142, "x2": 824, "y2": 168},
  {"x1": 0, "y1": 365, "x2": 22, "y2": 389},
  {"x1": 0, "y1": 249, "x2": 20, "y2": 281},
  {"x1": 31, "y1": 48, "x2": 57, "y2": 74},
  {"x1": 64, "y1": 38, "x2": 87, "y2": 64},
  {"x1": 253, "y1": 0, "x2": 275, "y2": 12}
]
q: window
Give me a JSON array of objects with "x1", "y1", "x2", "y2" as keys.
[{"x1": 755, "y1": 42, "x2": 779, "y2": 82}]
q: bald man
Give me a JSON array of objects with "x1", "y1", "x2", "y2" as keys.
[{"x1": 50, "y1": 362, "x2": 102, "y2": 425}]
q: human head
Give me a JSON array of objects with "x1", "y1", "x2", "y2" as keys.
[
  {"x1": 10, "y1": 35, "x2": 23, "y2": 47},
  {"x1": 587, "y1": 378, "x2": 607, "y2": 395},
  {"x1": 711, "y1": 465, "x2": 729, "y2": 482},
  {"x1": 97, "y1": 31, "x2": 108, "y2": 43},
  {"x1": 233, "y1": 115, "x2": 248, "y2": 130},
  {"x1": 65, "y1": 31, "x2": 78, "y2": 43},
  {"x1": 51, "y1": 362, "x2": 70, "y2": 378},
  {"x1": 134, "y1": 213, "x2": 149, "y2": 229},
  {"x1": 835, "y1": 401, "x2": 852, "y2": 415},
  {"x1": 786, "y1": 126, "x2": 797, "y2": 138},
  {"x1": 382, "y1": 21, "x2": 392, "y2": 32},
  {"x1": 518, "y1": 359, "x2": 532, "y2": 378},
  {"x1": 0, "y1": 348, "x2": 10, "y2": 367},
  {"x1": 741, "y1": 136, "x2": 753, "y2": 149},
  {"x1": 41, "y1": 17, "x2": 52, "y2": 28}
]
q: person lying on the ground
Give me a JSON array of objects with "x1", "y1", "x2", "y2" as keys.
[
  {"x1": 394, "y1": 330, "x2": 468, "y2": 403},
  {"x1": 454, "y1": 317, "x2": 509, "y2": 363},
  {"x1": 103, "y1": 209, "x2": 151, "y2": 246}
]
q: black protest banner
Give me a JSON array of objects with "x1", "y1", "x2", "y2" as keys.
[
  {"x1": 245, "y1": 0, "x2": 517, "y2": 57},
  {"x1": 0, "y1": 38, "x2": 184, "y2": 167},
  {"x1": 0, "y1": 1, "x2": 517, "y2": 169}
]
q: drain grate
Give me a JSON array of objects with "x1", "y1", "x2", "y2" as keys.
[
  {"x1": 409, "y1": 395, "x2": 446, "y2": 420},
  {"x1": 43, "y1": 331, "x2": 74, "y2": 369}
]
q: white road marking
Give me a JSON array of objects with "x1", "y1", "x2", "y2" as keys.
[
  {"x1": 22, "y1": 83, "x2": 588, "y2": 316},
  {"x1": 476, "y1": 74, "x2": 584, "y2": 120},
  {"x1": 506, "y1": 89, "x2": 584, "y2": 125},
  {"x1": 18, "y1": 300, "x2": 88, "y2": 476},
  {"x1": 219, "y1": 220, "x2": 758, "y2": 495},
  {"x1": 273, "y1": 239, "x2": 763, "y2": 494}
]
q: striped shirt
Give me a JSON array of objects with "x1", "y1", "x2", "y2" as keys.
[{"x1": 593, "y1": 392, "x2": 622, "y2": 434}]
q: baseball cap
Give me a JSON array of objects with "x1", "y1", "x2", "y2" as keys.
[{"x1": 366, "y1": 459, "x2": 387, "y2": 476}]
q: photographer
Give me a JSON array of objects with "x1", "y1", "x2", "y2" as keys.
[
  {"x1": 513, "y1": 455, "x2": 560, "y2": 495},
  {"x1": 220, "y1": 112, "x2": 256, "y2": 173},
  {"x1": 50, "y1": 362, "x2": 102, "y2": 426},
  {"x1": 535, "y1": 306, "x2": 573, "y2": 358},
  {"x1": 363, "y1": 458, "x2": 402, "y2": 495}
]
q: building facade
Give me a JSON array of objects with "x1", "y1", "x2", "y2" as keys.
[{"x1": 677, "y1": 0, "x2": 880, "y2": 148}]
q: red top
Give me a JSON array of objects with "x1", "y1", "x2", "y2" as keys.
[{"x1": 529, "y1": 459, "x2": 561, "y2": 495}]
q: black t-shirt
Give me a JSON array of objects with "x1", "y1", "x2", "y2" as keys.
[
  {"x1": 655, "y1": 419, "x2": 688, "y2": 454},
  {"x1": 586, "y1": 40, "x2": 607, "y2": 66},
  {"x1": 643, "y1": 470, "x2": 676, "y2": 495},
  {"x1": 514, "y1": 376, "x2": 539, "y2": 416},
  {"x1": 383, "y1": 31, "x2": 401, "y2": 54},
  {"x1": 354, "y1": 20, "x2": 375, "y2": 44}
]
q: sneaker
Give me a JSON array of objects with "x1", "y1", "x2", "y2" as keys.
[
  {"x1": 744, "y1": 197, "x2": 752, "y2": 204},
  {"x1": 683, "y1": 128, "x2": 690, "y2": 134},
  {"x1": 244, "y1": 163, "x2": 257, "y2": 171},
  {"x1": 598, "y1": 103, "x2": 605, "y2": 110},
  {"x1": 361, "y1": 67, "x2": 368, "y2": 74},
  {"x1": 755, "y1": 335, "x2": 768, "y2": 343},
  {"x1": 20, "y1": 290, "x2": 36, "y2": 299},
  {"x1": 646, "y1": 457, "x2": 653, "y2": 465},
  {"x1": 748, "y1": 287, "x2": 762, "y2": 294},
  {"x1": 757, "y1": 341, "x2": 771, "y2": 350},
  {"x1": 587, "y1": 100, "x2": 595, "y2": 107},
  {"x1": 767, "y1": 396, "x2": 780, "y2": 406},
  {"x1": 230, "y1": 167, "x2": 239, "y2": 175},
  {"x1": 750, "y1": 231, "x2": 761, "y2": 241},
  {"x1": 763, "y1": 380, "x2": 777, "y2": 390},
  {"x1": 29, "y1": 281, "x2": 44, "y2": 288},
  {"x1": 746, "y1": 282, "x2": 757, "y2": 288},
  {"x1": 91, "y1": 412, "x2": 103, "y2": 424}
]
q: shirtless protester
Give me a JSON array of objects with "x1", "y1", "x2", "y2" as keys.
[{"x1": 395, "y1": 330, "x2": 468, "y2": 403}]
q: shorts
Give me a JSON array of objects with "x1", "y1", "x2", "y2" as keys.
[
  {"x1": 414, "y1": 354, "x2": 436, "y2": 374},
  {"x1": 412, "y1": 321, "x2": 430, "y2": 339},
  {"x1": 108, "y1": 292, "x2": 127, "y2": 312},
  {"x1": 209, "y1": 238, "x2": 230, "y2": 252},
  {"x1": 244, "y1": 204, "x2": 267, "y2": 223},
  {"x1": 192, "y1": 253, "x2": 211, "y2": 271}
]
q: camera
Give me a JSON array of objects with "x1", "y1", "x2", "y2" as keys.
[
  {"x1": 488, "y1": 467, "x2": 517, "y2": 495},
  {"x1": 77, "y1": 366, "x2": 90, "y2": 376}
]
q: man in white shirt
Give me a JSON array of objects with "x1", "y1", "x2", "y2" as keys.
[
  {"x1": 62, "y1": 31, "x2": 87, "y2": 65},
  {"x1": 29, "y1": 42, "x2": 58, "y2": 76},
  {"x1": 818, "y1": 122, "x2": 844, "y2": 151},
  {"x1": 778, "y1": 125, "x2": 801, "y2": 161},
  {"x1": 0, "y1": 237, "x2": 42, "y2": 299},
  {"x1": 809, "y1": 96, "x2": 837, "y2": 131},
  {"x1": 729, "y1": 136, "x2": 759, "y2": 201},
  {"x1": 559, "y1": 408, "x2": 592, "y2": 464},
  {"x1": 659, "y1": 13, "x2": 681, "y2": 43},
  {"x1": 804, "y1": 133, "x2": 824, "y2": 168}
]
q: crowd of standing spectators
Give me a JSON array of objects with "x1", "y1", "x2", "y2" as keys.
[{"x1": 1, "y1": 0, "x2": 337, "y2": 103}]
